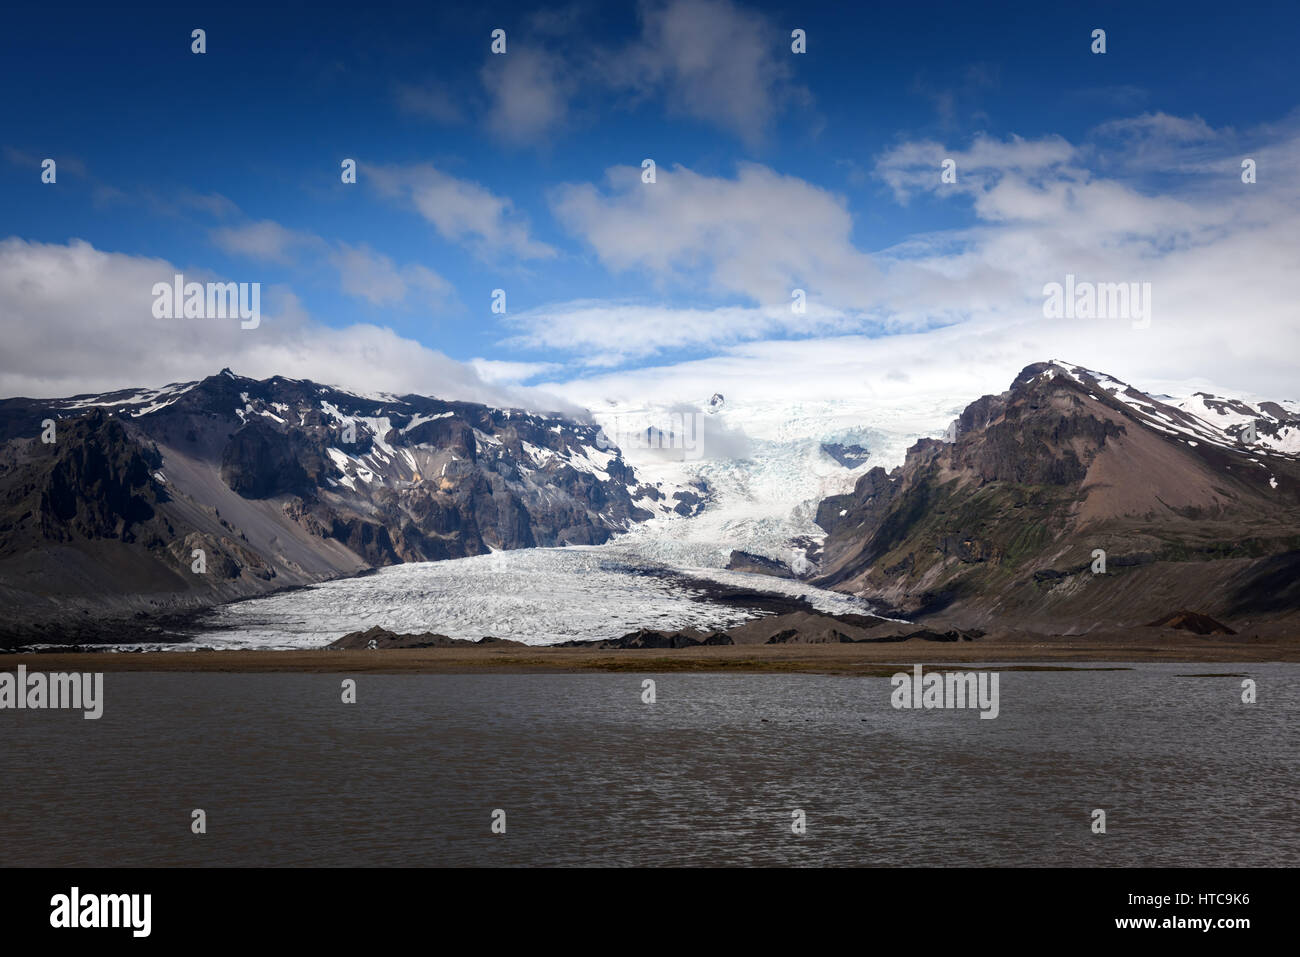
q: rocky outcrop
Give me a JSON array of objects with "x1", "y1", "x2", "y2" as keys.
[
  {"x1": 820, "y1": 442, "x2": 870, "y2": 468},
  {"x1": 328, "y1": 626, "x2": 526, "y2": 649},
  {"x1": 219, "y1": 419, "x2": 325, "y2": 498},
  {"x1": 725, "y1": 549, "x2": 796, "y2": 578},
  {"x1": 28, "y1": 410, "x2": 163, "y2": 544}
]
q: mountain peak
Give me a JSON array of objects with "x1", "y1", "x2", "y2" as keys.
[{"x1": 1011, "y1": 360, "x2": 1130, "y2": 395}]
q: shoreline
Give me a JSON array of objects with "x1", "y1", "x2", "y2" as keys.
[{"x1": 4, "y1": 632, "x2": 1296, "y2": 674}]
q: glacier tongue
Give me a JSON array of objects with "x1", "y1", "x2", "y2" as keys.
[{"x1": 194, "y1": 546, "x2": 876, "y2": 649}]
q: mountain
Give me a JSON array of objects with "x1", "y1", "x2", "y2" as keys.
[
  {"x1": 9, "y1": 361, "x2": 1299, "y2": 646},
  {"x1": 813, "y1": 361, "x2": 1300, "y2": 633},
  {"x1": 0, "y1": 369, "x2": 693, "y2": 640}
]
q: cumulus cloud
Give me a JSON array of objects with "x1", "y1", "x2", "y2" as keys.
[
  {"x1": 211, "y1": 221, "x2": 457, "y2": 312},
  {"x1": 605, "y1": 0, "x2": 809, "y2": 145},
  {"x1": 330, "y1": 242, "x2": 455, "y2": 308},
  {"x1": 472, "y1": 0, "x2": 812, "y2": 146},
  {"x1": 481, "y1": 47, "x2": 574, "y2": 143},
  {"x1": 874, "y1": 132, "x2": 1079, "y2": 203},
  {"x1": 211, "y1": 220, "x2": 321, "y2": 265},
  {"x1": 469, "y1": 357, "x2": 564, "y2": 384},
  {"x1": 370, "y1": 162, "x2": 556, "y2": 260},
  {"x1": 1088, "y1": 112, "x2": 1242, "y2": 177},
  {"x1": 533, "y1": 115, "x2": 1298, "y2": 379},
  {"x1": 0, "y1": 237, "x2": 574, "y2": 411},
  {"x1": 550, "y1": 162, "x2": 879, "y2": 308},
  {"x1": 868, "y1": 122, "x2": 1300, "y2": 330}
]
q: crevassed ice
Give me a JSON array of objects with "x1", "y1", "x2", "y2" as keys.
[{"x1": 193, "y1": 544, "x2": 875, "y2": 650}]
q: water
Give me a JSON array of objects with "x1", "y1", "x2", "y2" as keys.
[{"x1": 1, "y1": 665, "x2": 1294, "y2": 866}]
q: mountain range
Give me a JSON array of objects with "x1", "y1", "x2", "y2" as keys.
[
  {"x1": 2, "y1": 360, "x2": 1297, "y2": 645},
  {"x1": 0, "y1": 369, "x2": 696, "y2": 640}
]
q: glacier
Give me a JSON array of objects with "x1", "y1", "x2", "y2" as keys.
[{"x1": 182, "y1": 393, "x2": 943, "y2": 649}]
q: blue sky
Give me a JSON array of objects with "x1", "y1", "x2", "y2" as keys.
[{"x1": 2, "y1": 0, "x2": 1298, "y2": 406}]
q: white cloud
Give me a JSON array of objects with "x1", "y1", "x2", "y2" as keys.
[
  {"x1": 874, "y1": 132, "x2": 1079, "y2": 203},
  {"x1": 469, "y1": 358, "x2": 563, "y2": 384},
  {"x1": 471, "y1": 0, "x2": 812, "y2": 147},
  {"x1": 330, "y1": 242, "x2": 455, "y2": 309},
  {"x1": 550, "y1": 162, "x2": 879, "y2": 308},
  {"x1": 212, "y1": 221, "x2": 457, "y2": 312},
  {"x1": 370, "y1": 162, "x2": 556, "y2": 260},
  {"x1": 502, "y1": 299, "x2": 858, "y2": 367},
  {"x1": 0, "y1": 238, "x2": 572, "y2": 412},
  {"x1": 607, "y1": 0, "x2": 808, "y2": 144},
  {"x1": 481, "y1": 48, "x2": 573, "y2": 143},
  {"x1": 1093, "y1": 111, "x2": 1219, "y2": 144},
  {"x1": 211, "y1": 220, "x2": 320, "y2": 265},
  {"x1": 867, "y1": 124, "x2": 1300, "y2": 332},
  {"x1": 540, "y1": 115, "x2": 1300, "y2": 403}
]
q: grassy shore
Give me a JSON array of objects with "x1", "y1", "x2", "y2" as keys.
[{"x1": 5, "y1": 629, "x2": 1297, "y2": 675}]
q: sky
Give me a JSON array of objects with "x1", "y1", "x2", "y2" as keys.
[{"x1": 1, "y1": 0, "x2": 1298, "y2": 413}]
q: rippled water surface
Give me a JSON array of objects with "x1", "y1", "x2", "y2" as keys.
[{"x1": 2, "y1": 665, "x2": 1295, "y2": 866}]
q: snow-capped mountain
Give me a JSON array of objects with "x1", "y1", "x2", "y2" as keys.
[
  {"x1": 816, "y1": 360, "x2": 1300, "y2": 631},
  {"x1": 0, "y1": 369, "x2": 696, "y2": 635},
  {"x1": 1040, "y1": 361, "x2": 1300, "y2": 459}
]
